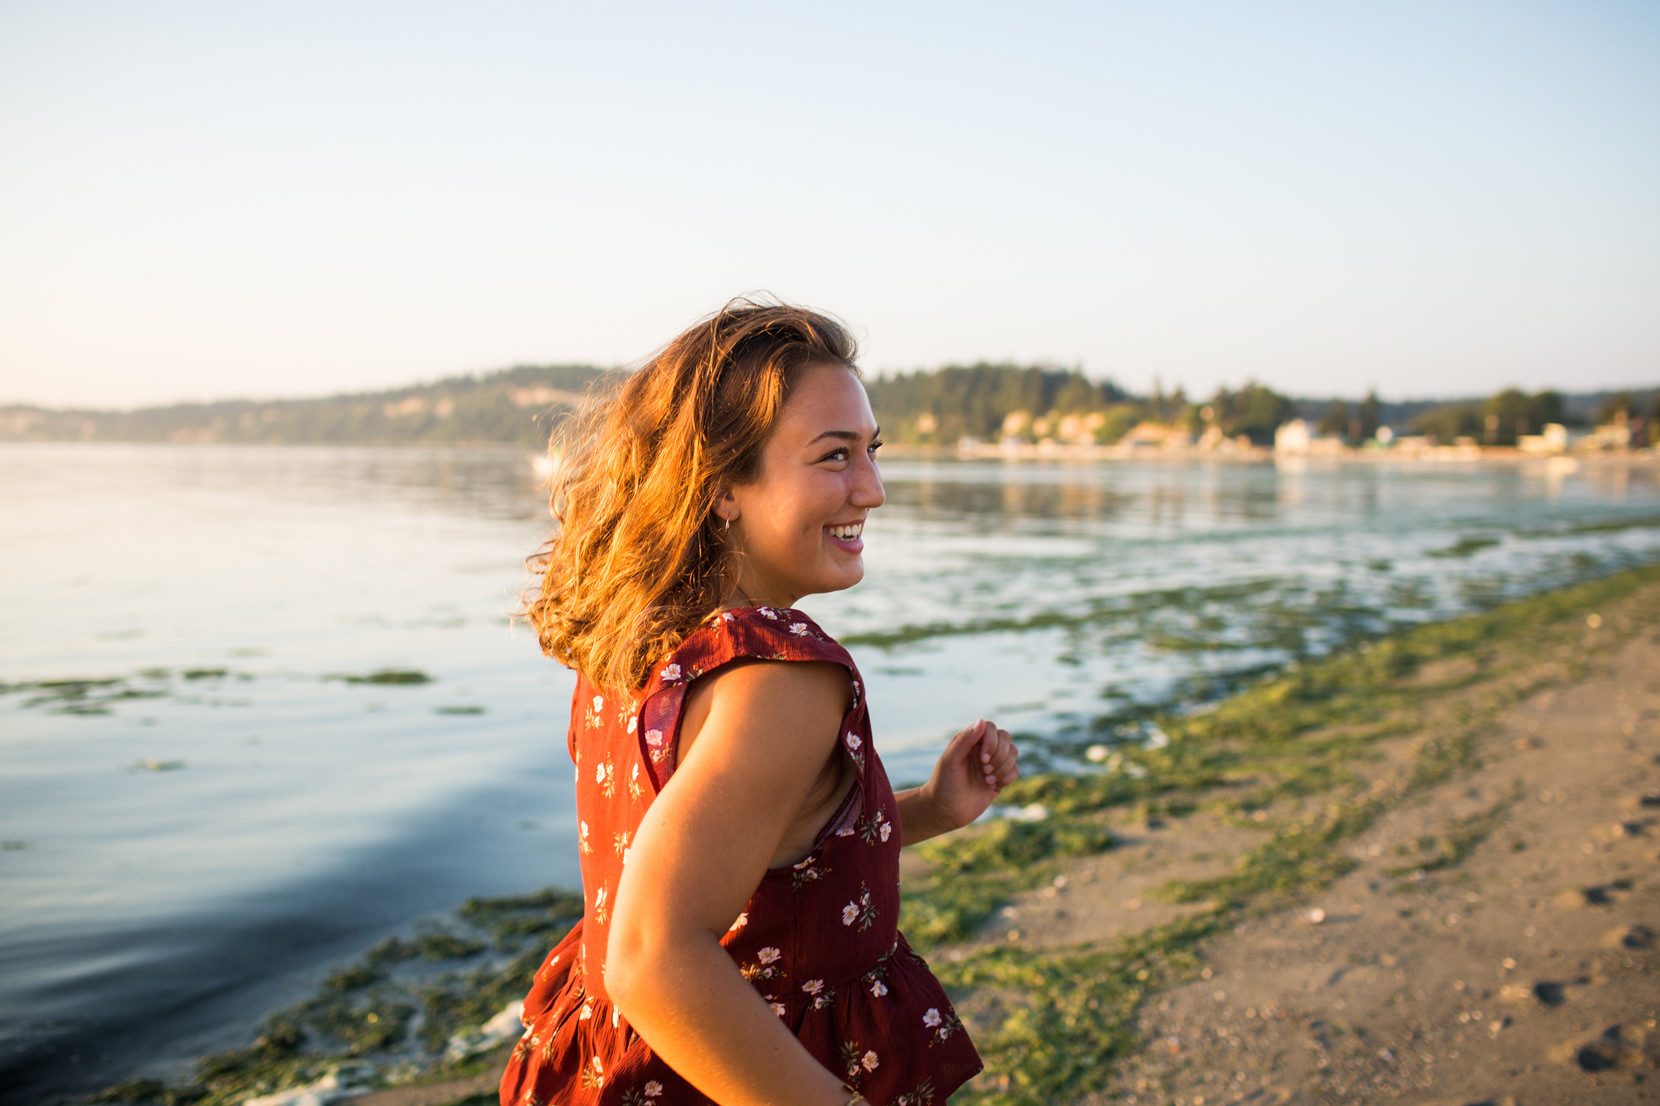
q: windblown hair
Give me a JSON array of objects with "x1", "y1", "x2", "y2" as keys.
[{"x1": 525, "y1": 299, "x2": 859, "y2": 690}]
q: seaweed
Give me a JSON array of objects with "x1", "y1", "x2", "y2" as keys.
[
  {"x1": 911, "y1": 561, "x2": 1660, "y2": 1104},
  {"x1": 91, "y1": 562, "x2": 1660, "y2": 1106},
  {"x1": 335, "y1": 669, "x2": 434, "y2": 685},
  {"x1": 1427, "y1": 535, "x2": 1500, "y2": 558}
]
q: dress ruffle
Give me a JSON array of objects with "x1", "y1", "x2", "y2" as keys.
[{"x1": 505, "y1": 928, "x2": 977, "y2": 1106}]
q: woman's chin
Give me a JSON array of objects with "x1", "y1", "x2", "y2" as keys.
[{"x1": 826, "y1": 562, "x2": 865, "y2": 593}]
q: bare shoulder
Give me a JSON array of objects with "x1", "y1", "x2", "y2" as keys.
[{"x1": 678, "y1": 658, "x2": 850, "y2": 766}]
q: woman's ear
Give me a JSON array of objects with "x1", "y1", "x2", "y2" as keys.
[{"x1": 714, "y1": 488, "x2": 739, "y2": 526}]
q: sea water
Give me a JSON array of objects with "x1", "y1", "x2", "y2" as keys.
[{"x1": 3, "y1": 443, "x2": 1658, "y2": 1101}]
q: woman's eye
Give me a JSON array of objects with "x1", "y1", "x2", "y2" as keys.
[
  {"x1": 820, "y1": 447, "x2": 850, "y2": 463},
  {"x1": 868, "y1": 439, "x2": 884, "y2": 455}
]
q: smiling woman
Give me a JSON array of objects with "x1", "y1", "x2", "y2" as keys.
[
  {"x1": 509, "y1": 300, "x2": 1018, "y2": 1106},
  {"x1": 716, "y1": 361, "x2": 886, "y2": 606}
]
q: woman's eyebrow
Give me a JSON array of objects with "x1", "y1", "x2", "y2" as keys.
[{"x1": 806, "y1": 427, "x2": 880, "y2": 445}]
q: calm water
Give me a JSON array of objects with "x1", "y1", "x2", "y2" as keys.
[{"x1": 4, "y1": 443, "x2": 1660, "y2": 1100}]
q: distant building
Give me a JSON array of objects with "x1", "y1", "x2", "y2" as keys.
[
  {"x1": 1121, "y1": 421, "x2": 1191, "y2": 450},
  {"x1": 1518, "y1": 423, "x2": 1571, "y2": 454},
  {"x1": 1274, "y1": 420, "x2": 1311, "y2": 454},
  {"x1": 1583, "y1": 416, "x2": 1632, "y2": 450},
  {"x1": 1276, "y1": 419, "x2": 1348, "y2": 455}
]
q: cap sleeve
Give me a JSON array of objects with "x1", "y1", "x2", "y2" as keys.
[{"x1": 634, "y1": 606, "x2": 864, "y2": 792}]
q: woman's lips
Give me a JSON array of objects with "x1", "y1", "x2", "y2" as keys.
[{"x1": 826, "y1": 520, "x2": 864, "y2": 552}]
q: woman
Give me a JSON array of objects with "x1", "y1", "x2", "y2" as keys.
[{"x1": 502, "y1": 300, "x2": 1019, "y2": 1106}]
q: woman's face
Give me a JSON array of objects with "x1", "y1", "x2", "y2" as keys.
[{"x1": 724, "y1": 363, "x2": 885, "y2": 609}]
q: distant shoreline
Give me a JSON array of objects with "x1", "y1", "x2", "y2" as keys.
[
  {"x1": 890, "y1": 441, "x2": 1660, "y2": 468},
  {"x1": 6, "y1": 437, "x2": 1659, "y2": 473}
]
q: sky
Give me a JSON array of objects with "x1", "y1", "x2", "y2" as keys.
[{"x1": 1, "y1": 1, "x2": 1657, "y2": 409}]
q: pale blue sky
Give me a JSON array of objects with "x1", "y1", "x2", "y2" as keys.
[{"x1": 2, "y1": 0, "x2": 1656, "y2": 407}]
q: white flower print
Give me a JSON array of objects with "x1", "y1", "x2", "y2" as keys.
[
  {"x1": 592, "y1": 695, "x2": 604, "y2": 714},
  {"x1": 614, "y1": 830, "x2": 631, "y2": 858},
  {"x1": 645, "y1": 1083, "x2": 663, "y2": 1099},
  {"x1": 595, "y1": 759, "x2": 615, "y2": 797},
  {"x1": 880, "y1": 820, "x2": 892, "y2": 842},
  {"x1": 627, "y1": 715, "x2": 638, "y2": 734},
  {"x1": 862, "y1": 1051, "x2": 879, "y2": 1072},
  {"x1": 789, "y1": 621, "x2": 810, "y2": 636},
  {"x1": 740, "y1": 946, "x2": 784, "y2": 984},
  {"x1": 923, "y1": 1007, "x2": 942, "y2": 1028},
  {"x1": 661, "y1": 663, "x2": 681, "y2": 682},
  {"x1": 579, "y1": 821, "x2": 592, "y2": 853},
  {"x1": 801, "y1": 979, "x2": 824, "y2": 996},
  {"x1": 843, "y1": 883, "x2": 876, "y2": 930},
  {"x1": 628, "y1": 761, "x2": 642, "y2": 800},
  {"x1": 579, "y1": 1000, "x2": 594, "y2": 1021},
  {"x1": 593, "y1": 885, "x2": 609, "y2": 925},
  {"x1": 759, "y1": 607, "x2": 778, "y2": 619},
  {"x1": 579, "y1": 1054, "x2": 604, "y2": 1090},
  {"x1": 645, "y1": 728, "x2": 664, "y2": 748},
  {"x1": 869, "y1": 978, "x2": 888, "y2": 998},
  {"x1": 845, "y1": 732, "x2": 867, "y2": 772},
  {"x1": 769, "y1": 1001, "x2": 786, "y2": 1017},
  {"x1": 728, "y1": 912, "x2": 750, "y2": 933}
]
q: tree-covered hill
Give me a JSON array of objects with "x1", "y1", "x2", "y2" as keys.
[
  {"x1": 862, "y1": 363, "x2": 1133, "y2": 445},
  {"x1": 0, "y1": 365, "x2": 616, "y2": 448},
  {"x1": 4, "y1": 360, "x2": 1652, "y2": 449}
]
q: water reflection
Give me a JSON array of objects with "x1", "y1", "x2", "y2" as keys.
[{"x1": 2, "y1": 444, "x2": 1660, "y2": 1100}]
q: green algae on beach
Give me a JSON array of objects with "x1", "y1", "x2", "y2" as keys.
[
  {"x1": 335, "y1": 669, "x2": 435, "y2": 685},
  {"x1": 917, "y1": 561, "x2": 1660, "y2": 1104},
  {"x1": 81, "y1": 562, "x2": 1660, "y2": 1106},
  {"x1": 86, "y1": 889, "x2": 582, "y2": 1106},
  {"x1": 1427, "y1": 535, "x2": 1502, "y2": 558}
]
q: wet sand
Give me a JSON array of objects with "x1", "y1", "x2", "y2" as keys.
[
  {"x1": 1096, "y1": 615, "x2": 1660, "y2": 1104},
  {"x1": 931, "y1": 572, "x2": 1660, "y2": 1104}
]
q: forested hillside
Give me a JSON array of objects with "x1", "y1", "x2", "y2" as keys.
[
  {"x1": 4, "y1": 360, "x2": 1652, "y2": 449},
  {"x1": 0, "y1": 365, "x2": 615, "y2": 447}
]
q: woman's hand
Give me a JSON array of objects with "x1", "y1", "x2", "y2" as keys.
[{"x1": 898, "y1": 719, "x2": 1019, "y2": 845}]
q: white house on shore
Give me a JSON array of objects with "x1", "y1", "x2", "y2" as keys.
[{"x1": 1274, "y1": 419, "x2": 1348, "y2": 455}]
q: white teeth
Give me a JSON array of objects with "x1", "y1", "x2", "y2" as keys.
[{"x1": 828, "y1": 523, "x2": 863, "y2": 540}]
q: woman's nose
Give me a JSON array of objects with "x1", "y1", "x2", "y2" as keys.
[{"x1": 853, "y1": 457, "x2": 885, "y2": 509}]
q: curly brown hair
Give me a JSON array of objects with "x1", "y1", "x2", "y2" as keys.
[{"x1": 524, "y1": 298, "x2": 860, "y2": 689}]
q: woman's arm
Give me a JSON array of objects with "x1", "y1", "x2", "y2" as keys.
[
  {"x1": 606, "y1": 660, "x2": 860, "y2": 1106},
  {"x1": 895, "y1": 719, "x2": 1020, "y2": 847}
]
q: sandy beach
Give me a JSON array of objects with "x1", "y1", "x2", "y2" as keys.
[{"x1": 907, "y1": 564, "x2": 1660, "y2": 1104}]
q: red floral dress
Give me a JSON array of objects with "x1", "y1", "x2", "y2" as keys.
[{"x1": 499, "y1": 606, "x2": 982, "y2": 1106}]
